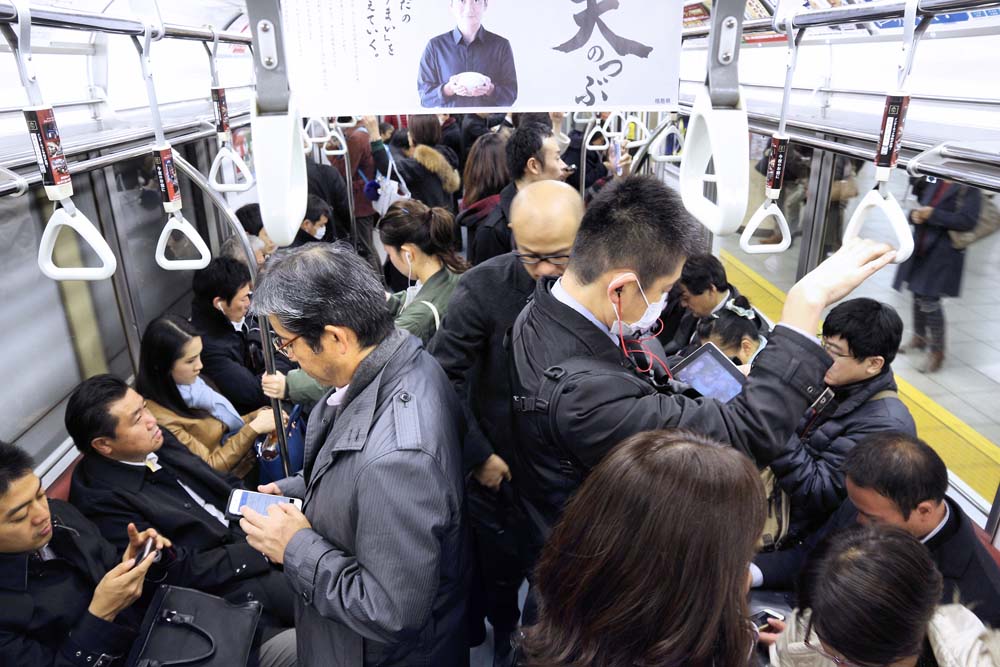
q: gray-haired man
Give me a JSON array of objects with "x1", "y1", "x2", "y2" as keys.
[{"x1": 239, "y1": 243, "x2": 470, "y2": 667}]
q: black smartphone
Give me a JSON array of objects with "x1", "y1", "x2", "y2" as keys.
[{"x1": 750, "y1": 608, "x2": 785, "y2": 632}]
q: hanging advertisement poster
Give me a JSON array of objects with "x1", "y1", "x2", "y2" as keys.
[{"x1": 281, "y1": 0, "x2": 683, "y2": 115}]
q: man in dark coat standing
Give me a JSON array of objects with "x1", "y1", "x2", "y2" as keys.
[
  {"x1": 766, "y1": 298, "x2": 915, "y2": 547},
  {"x1": 430, "y1": 180, "x2": 583, "y2": 662}
]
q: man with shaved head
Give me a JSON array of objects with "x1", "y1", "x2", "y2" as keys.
[{"x1": 430, "y1": 179, "x2": 583, "y2": 662}]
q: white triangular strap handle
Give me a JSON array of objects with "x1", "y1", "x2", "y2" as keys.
[
  {"x1": 323, "y1": 131, "x2": 348, "y2": 157},
  {"x1": 601, "y1": 111, "x2": 629, "y2": 138},
  {"x1": 38, "y1": 206, "x2": 118, "y2": 280},
  {"x1": 303, "y1": 117, "x2": 332, "y2": 144},
  {"x1": 584, "y1": 124, "x2": 616, "y2": 152},
  {"x1": 209, "y1": 145, "x2": 255, "y2": 193},
  {"x1": 623, "y1": 114, "x2": 651, "y2": 147},
  {"x1": 679, "y1": 87, "x2": 749, "y2": 236},
  {"x1": 155, "y1": 212, "x2": 211, "y2": 270},
  {"x1": 842, "y1": 188, "x2": 914, "y2": 264},
  {"x1": 741, "y1": 201, "x2": 792, "y2": 254},
  {"x1": 253, "y1": 97, "x2": 307, "y2": 247},
  {"x1": 650, "y1": 124, "x2": 684, "y2": 164},
  {"x1": 300, "y1": 128, "x2": 312, "y2": 154}
]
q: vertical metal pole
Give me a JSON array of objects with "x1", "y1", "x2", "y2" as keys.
[{"x1": 796, "y1": 146, "x2": 836, "y2": 280}]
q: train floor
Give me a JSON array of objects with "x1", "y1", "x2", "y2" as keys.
[{"x1": 717, "y1": 175, "x2": 1000, "y2": 503}]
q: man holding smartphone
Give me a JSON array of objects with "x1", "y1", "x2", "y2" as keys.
[{"x1": 0, "y1": 440, "x2": 169, "y2": 667}]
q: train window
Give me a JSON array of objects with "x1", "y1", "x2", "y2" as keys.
[
  {"x1": 0, "y1": 173, "x2": 129, "y2": 464},
  {"x1": 823, "y1": 162, "x2": 1000, "y2": 507},
  {"x1": 100, "y1": 141, "x2": 213, "y2": 329}
]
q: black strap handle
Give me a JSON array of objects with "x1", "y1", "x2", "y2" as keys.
[{"x1": 136, "y1": 609, "x2": 217, "y2": 667}]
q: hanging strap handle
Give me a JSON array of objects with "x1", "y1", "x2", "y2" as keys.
[
  {"x1": 155, "y1": 212, "x2": 212, "y2": 270},
  {"x1": 740, "y1": 201, "x2": 792, "y2": 255},
  {"x1": 209, "y1": 146, "x2": 254, "y2": 193},
  {"x1": 38, "y1": 205, "x2": 119, "y2": 281},
  {"x1": 303, "y1": 117, "x2": 333, "y2": 144},
  {"x1": 323, "y1": 125, "x2": 349, "y2": 157},
  {"x1": 842, "y1": 186, "x2": 914, "y2": 264},
  {"x1": 202, "y1": 27, "x2": 221, "y2": 88}
]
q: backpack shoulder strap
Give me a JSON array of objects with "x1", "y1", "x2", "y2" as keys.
[
  {"x1": 418, "y1": 300, "x2": 440, "y2": 333},
  {"x1": 867, "y1": 390, "x2": 899, "y2": 403}
]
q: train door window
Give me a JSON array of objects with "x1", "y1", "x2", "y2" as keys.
[
  {"x1": 819, "y1": 160, "x2": 1000, "y2": 509},
  {"x1": 100, "y1": 140, "x2": 214, "y2": 330},
  {"x1": 715, "y1": 132, "x2": 813, "y2": 323}
]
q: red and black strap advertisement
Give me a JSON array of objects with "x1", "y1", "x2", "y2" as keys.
[
  {"x1": 875, "y1": 94, "x2": 910, "y2": 169},
  {"x1": 766, "y1": 136, "x2": 790, "y2": 193},
  {"x1": 23, "y1": 107, "x2": 71, "y2": 188},
  {"x1": 211, "y1": 87, "x2": 230, "y2": 135},
  {"x1": 153, "y1": 145, "x2": 183, "y2": 212}
]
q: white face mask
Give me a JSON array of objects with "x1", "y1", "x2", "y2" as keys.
[
  {"x1": 609, "y1": 275, "x2": 667, "y2": 337},
  {"x1": 310, "y1": 225, "x2": 326, "y2": 241}
]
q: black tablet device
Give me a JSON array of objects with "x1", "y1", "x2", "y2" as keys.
[{"x1": 671, "y1": 342, "x2": 748, "y2": 403}]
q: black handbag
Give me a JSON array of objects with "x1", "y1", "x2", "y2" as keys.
[{"x1": 128, "y1": 585, "x2": 262, "y2": 667}]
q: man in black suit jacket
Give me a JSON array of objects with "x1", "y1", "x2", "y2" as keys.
[
  {"x1": 752, "y1": 431, "x2": 1000, "y2": 628},
  {"x1": 65, "y1": 374, "x2": 295, "y2": 629}
]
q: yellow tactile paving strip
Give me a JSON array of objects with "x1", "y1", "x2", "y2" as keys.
[{"x1": 721, "y1": 250, "x2": 1000, "y2": 502}]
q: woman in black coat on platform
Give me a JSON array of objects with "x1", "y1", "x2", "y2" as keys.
[{"x1": 893, "y1": 177, "x2": 981, "y2": 373}]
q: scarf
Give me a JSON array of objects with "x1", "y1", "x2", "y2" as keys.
[{"x1": 178, "y1": 376, "x2": 244, "y2": 438}]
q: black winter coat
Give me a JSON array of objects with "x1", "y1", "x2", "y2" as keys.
[
  {"x1": 893, "y1": 179, "x2": 981, "y2": 298},
  {"x1": 469, "y1": 182, "x2": 516, "y2": 266},
  {"x1": 189, "y1": 301, "x2": 293, "y2": 414},
  {"x1": 69, "y1": 432, "x2": 295, "y2": 627},
  {"x1": 306, "y1": 159, "x2": 352, "y2": 242},
  {"x1": 373, "y1": 143, "x2": 460, "y2": 212},
  {"x1": 510, "y1": 278, "x2": 833, "y2": 562},
  {"x1": 429, "y1": 252, "x2": 536, "y2": 472},
  {"x1": 755, "y1": 497, "x2": 1000, "y2": 628},
  {"x1": 769, "y1": 369, "x2": 916, "y2": 541},
  {"x1": 0, "y1": 501, "x2": 141, "y2": 667}
]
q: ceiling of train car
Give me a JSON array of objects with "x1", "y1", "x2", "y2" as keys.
[{"x1": 30, "y1": 0, "x2": 245, "y2": 33}]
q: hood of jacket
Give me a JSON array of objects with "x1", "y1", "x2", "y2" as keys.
[
  {"x1": 413, "y1": 144, "x2": 460, "y2": 194},
  {"x1": 770, "y1": 605, "x2": 993, "y2": 667}
]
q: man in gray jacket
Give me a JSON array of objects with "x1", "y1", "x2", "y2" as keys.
[{"x1": 239, "y1": 244, "x2": 470, "y2": 667}]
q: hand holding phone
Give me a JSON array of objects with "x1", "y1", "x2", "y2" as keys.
[
  {"x1": 227, "y1": 489, "x2": 303, "y2": 521},
  {"x1": 750, "y1": 608, "x2": 786, "y2": 632},
  {"x1": 133, "y1": 537, "x2": 155, "y2": 568}
]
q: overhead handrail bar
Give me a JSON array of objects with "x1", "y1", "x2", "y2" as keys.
[
  {"x1": 0, "y1": 1, "x2": 252, "y2": 45},
  {"x1": 1, "y1": 0, "x2": 117, "y2": 281},
  {"x1": 203, "y1": 27, "x2": 254, "y2": 193},
  {"x1": 0, "y1": 114, "x2": 252, "y2": 198},
  {"x1": 842, "y1": 0, "x2": 929, "y2": 264},
  {"x1": 740, "y1": 9, "x2": 803, "y2": 255},
  {"x1": 0, "y1": 163, "x2": 28, "y2": 196},
  {"x1": 680, "y1": 0, "x2": 1000, "y2": 40},
  {"x1": 131, "y1": 1, "x2": 211, "y2": 271},
  {"x1": 245, "y1": 0, "x2": 306, "y2": 249},
  {"x1": 679, "y1": 0, "x2": 750, "y2": 237}
]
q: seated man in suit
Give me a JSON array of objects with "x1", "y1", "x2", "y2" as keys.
[
  {"x1": 65, "y1": 374, "x2": 295, "y2": 631},
  {"x1": 0, "y1": 440, "x2": 296, "y2": 667},
  {"x1": 752, "y1": 431, "x2": 1000, "y2": 628}
]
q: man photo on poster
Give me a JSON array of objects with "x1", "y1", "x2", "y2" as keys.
[{"x1": 417, "y1": 0, "x2": 518, "y2": 108}]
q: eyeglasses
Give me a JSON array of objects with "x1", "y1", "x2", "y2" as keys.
[
  {"x1": 821, "y1": 338, "x2": 853, "y2": 359},
  {"x1": 513, "y1": 251, "x2": 571, "y2": 266},
  {"x1": 272, "y1": 333, "x2": 301, "y2": 358}
]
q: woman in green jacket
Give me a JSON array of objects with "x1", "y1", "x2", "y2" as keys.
[{"x1": 380, "y1": 199, "x2": 469, "y2": 343}]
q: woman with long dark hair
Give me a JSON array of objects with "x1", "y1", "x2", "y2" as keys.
[
  {"x1": 137, "y1": 315, "x2": 278, "y2": 477},
  {"x1": 379, "y1": 200, "x2": 469, "y2": 343},
  {"x1": 772, "y1": 525, "x2": 992, "y2": 667},
  {"x1": 520, "y1": 429, "x2": 767, "y2": 667},
  {"x1": 456, "y1": 132, "x2": 510, "y2": 254}
]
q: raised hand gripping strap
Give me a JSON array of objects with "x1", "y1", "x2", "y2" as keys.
[
  {"x1": 155, "y1": 212, "x2": 212, "y2": 270},
  {"x1": 680, "y1": 87, "x2": 749, "y2": 236},
  {"x1": 842, "y1": 188, "x2": 914, "y2": 264},
  {"x1": 741, "y1": 201, "x2": 792, "y2": 255},
  {"x1": 38, "y1": 205, "x2": 118, "y2": 280},
  {"x1": 209, "y1": 146, "x2": 255, "y2": 193}
]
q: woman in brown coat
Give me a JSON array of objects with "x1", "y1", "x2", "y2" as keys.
[{"x1": 137, "y1": 315, "x2": 278, "y2": 478}]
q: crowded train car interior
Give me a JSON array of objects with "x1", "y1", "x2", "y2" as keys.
[{"x1": 2, "y1": 0, "x2": 1000, "y2": 665}]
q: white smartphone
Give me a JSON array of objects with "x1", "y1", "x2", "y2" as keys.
[{"x1": 226, "y1": 489, "x2": 303, "y2": 520}]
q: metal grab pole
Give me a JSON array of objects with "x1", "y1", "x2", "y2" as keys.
[{"x1": 172, "y1": 152, "x2": 291, "y2": 477}]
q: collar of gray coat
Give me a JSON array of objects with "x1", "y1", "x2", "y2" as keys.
[{"x1": 338, "y1": 328, "x2": 409, "y2": 411}]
